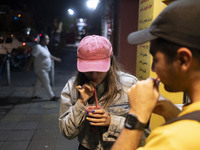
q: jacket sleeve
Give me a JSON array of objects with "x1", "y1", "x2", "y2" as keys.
[
  {"x1": 102, "y1": 73, "x2": 150, "y2": 145},
  {"x1": 59, "y1": 78, "x2": 87, "y2": 139}
]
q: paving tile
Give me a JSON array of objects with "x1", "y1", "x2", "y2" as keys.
[
  {"x1": 0, "y1": 141, "x2": 29, "y2": 150},
  {"x1": 0, "y1": 131, "x2": 12, "y2": 141},
  {"x1": 0, "y1": 115, "x2": 4, "y2": 120},
  {"x1": 27, "y1": 139, "x2": 56, "y2": 150},
  {"x1": 21, "y1": 114, "x2": 43, "y2": 122},
  {"x1": 15, "y1": 121, "x2": 39, "y2": 130},
  {"x1": 28, "y1": 102, "x2": 59, "y2": 114},
  {"x1": 7, "y1": 130, "x2": 34, "y2": 141},
  {"x1": 1, "y1": 114, "x2": 23, "y2": 122},
  {"x1": 27, "y1": 108, "x2": 48, "y2": 114},
  {"x1": 0, "y1": 109, "x2": 8, "y2": 115},
  {"x1": 8, "y1": 107, "x2": 29, "y2": 114},
  {"x1": 0, "y1": 122, "x2": 18, "y2": 130},
  {"x1": 43, "y1": 103, "x2": 59, "y2": 110},
  {"x1": 54, "y1": 138, "x2": 79, "y2": 150},
  {"x1": 42, "y1": 114, "x2": 59, "y2": 122},
  {"x1": 37, "y1": 121, "x2": 59, "y2": 130},
  {"x1": 0, "y1": 87, "x2": 13, "y2": 96},
  {"x1": 57, "y1": 131, "x2": 63, "y2": 139},
  {"x1": 0, "y1": 105, "x2": 13, "y2": 116},
  {"x1": 11, "y1": 89, "x2": 29, "y2": 97},
  {"x1": 14, "y1": 103, "x2": 32, "y2": 108},
  {"x1": 56, "y1": 131, "x2": 79, "y2": 150},
  {"x1": 0, "y1": 141, "x2": 3, "y2": 147},
  {"x1": 32, "y1": 129, "x2": 58, "y2": 140}
]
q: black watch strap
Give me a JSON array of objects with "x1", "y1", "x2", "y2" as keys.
[{"x1": 124, "y1": 113, "x2": 147, "y2": 130}]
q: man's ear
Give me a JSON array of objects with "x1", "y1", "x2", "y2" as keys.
[{"x1": 177, "y1": 47, "x2": 192, "y2": 71}]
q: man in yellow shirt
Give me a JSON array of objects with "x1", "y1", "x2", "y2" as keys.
[{"x1": 112, "y1": 0, "x2": 200, "y2": 149}]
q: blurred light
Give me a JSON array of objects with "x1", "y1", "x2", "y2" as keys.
[
  {"x1": 22, "y1": 42, "x2": 26, "y2": 46},
  {"x1": 68, "y1": 8, "x2": 74, "y2": 15},
  {"x1": 34, "y1": 38, "x2": 38, "y2": 42},
  {"x1": 86, "y1": 0, "x2": 99, "y2": 10},
  {"x1": 39, "y1": 34, "x2": 42, "y2": 37},
  {"x1": 10, "y1": 34, "x2": 14, "y2": 37},
  {"x1": 14, "y1": 16, "x2": 18, "y2": 20},
  {"x1": 79, "y1": 18, "x2": 84, "y2": 23},
  {"x1": 18, "y1": 14, "x2": 21, "y2": 18},
  {"x1": 76, "y1": 18, "x2": 87, "y2": 27},
  {"x1": 26, "y1": 27, "x2": 31, "y2": 35}
]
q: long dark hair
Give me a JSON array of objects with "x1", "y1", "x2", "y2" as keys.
[{"x1": 73, "y1": 56, "x2": 123, "y2": 108}]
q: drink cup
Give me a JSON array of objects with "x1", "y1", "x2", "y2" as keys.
[
  {"x1": 85, "y1": 105, "x2": 101, "y2": 113},
  {"x1": 85, "y1": 105, "x2": 102, "y2": 133}
]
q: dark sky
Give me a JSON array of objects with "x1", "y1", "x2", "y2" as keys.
[
  {"x1": 0, "y1": 0, "x2": 103, "y2": 34},
  {"x1": 1, "y1": 0, "x2": 91, "y2": 19}
]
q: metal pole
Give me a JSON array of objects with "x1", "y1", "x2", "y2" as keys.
[{"x1": 6, "y1": 59, "x2": 11, "y2": 85}]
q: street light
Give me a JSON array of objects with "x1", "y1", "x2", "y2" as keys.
[
  {"x1": 68, "y1": 8, "x2": 75, "y2": 16},
  {"x1": 86, "y1": 0, "x2": 99, "y2": 10}
]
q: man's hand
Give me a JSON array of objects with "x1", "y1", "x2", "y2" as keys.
[
  {"x1": 127, "y1": 78, "x2": 160, "y2": 124},
  {"x1": 153, "y1": 98, "x2": 181, "y2": 121},
  {"x1": 51, "y1": 55, "x2": 61, "y2": 62}
]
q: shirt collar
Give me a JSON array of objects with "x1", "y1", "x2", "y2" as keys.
[{"x1": 179, "y1": 101, "x2": 200, "y2": 117}]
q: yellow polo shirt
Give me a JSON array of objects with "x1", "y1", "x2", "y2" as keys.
[{"x1": 138, "y1": 101, "x2": 200, "y2": 150}]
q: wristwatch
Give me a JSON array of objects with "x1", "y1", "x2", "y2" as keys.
[{"x1": 124, "y1": 113, "x2": 147, "y2": 130}]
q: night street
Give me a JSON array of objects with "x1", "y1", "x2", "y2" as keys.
[
  {"x1": 0, "y1": 45, "x2": 80, "y2": 150},
  {"x1": 0, "y1": 44, "x2": 78, "y2": 88}
]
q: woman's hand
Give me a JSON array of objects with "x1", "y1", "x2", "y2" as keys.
[
  {"x1": 86, "y1": 107, "x2": 111, "y2": 126},
  {"x1": 76, "y1": 82, "x2": 96, "y2": 105}
]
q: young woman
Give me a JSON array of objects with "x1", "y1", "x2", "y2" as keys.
[{"x1": 59, "y1": 35, "x2": 150, "y2": 150}]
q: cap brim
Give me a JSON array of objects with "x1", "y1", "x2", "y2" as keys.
[
  {"x1": 127, "y1": 28, "x2": 158, "y2": 45},
  {"x1": 77, "y1": 58, "x2": 110, "y2": 72}
]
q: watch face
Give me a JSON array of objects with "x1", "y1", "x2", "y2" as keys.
[
  {"x1": 125, "y1": 114, "x2": 137, "y2": 129},
  {"x1": 125, "y1": 114, "x2": 146, "y2": 130}
]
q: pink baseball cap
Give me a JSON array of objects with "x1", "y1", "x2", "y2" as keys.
[{"x1": 77, "y1": 35, "x2": 113, "y2": 72}]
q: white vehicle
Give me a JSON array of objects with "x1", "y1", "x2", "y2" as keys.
[{"x1": 0, "y1": 34, "x2": 25, "y2": 55}]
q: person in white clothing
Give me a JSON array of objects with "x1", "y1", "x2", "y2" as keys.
[{"x1": 26, "y1": 34, "x2": 61, "y2": 101}]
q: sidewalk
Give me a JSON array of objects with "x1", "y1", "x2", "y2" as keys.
[{"x1": 0, "y1": 46, "x2": 79, "y2": 150}]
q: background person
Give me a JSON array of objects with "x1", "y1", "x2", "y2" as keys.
[
  {"x1": 26, "y1": 34, "x2": 61, "y2": 101},
  {"x1": 59, "y1": 35, "x2": 150, "y2": 150},
  {"x1": 112, "y1": 0, "x2": 200, "y2": 149}
]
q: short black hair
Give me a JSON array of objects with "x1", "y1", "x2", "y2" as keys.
[{"x1": 152, "y1": 38, "x2": 200, "y2": 63}]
